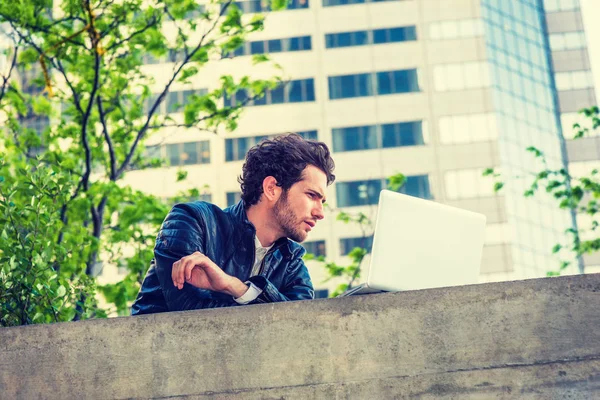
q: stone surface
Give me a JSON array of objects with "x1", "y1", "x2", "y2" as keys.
[{"x1": 1, "y1": 274, "x2": 599, "y2": 399}]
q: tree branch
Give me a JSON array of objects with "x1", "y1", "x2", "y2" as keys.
[
  {"x1": 104, "y1": 15, "x2": 159, "y2": 51},
  {"x1": 97, "y1": 96, "x2": 116, "y2": 180},
  {"x1": 115, "y1": 3, "x2": 234, "y2": 179},
  {"x1": 0, "y1": 40, "x2": 19, "y2": 105}
]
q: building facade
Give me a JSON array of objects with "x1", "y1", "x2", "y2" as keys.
[{"x1": 111, "y1": 0, "x2": 599, "y2": 295}]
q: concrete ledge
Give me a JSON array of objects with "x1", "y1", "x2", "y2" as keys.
[{"x1": 1, "y1": 274, "x2": 599, "y2": 399}]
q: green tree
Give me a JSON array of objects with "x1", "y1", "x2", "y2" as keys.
[
  {"x1": 0, "y1": 0, "x2": 286, "y2": 326},
  {"x1": 306, "y1": 173, "x2": 407, "y2": 297},
  {"x1": 484, "y1": 106, "x2": 600, "y2": 277}
]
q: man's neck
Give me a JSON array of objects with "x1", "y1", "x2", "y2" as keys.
[{"x1": 245, "y1": 203, "x2": 282, "y2": 247}]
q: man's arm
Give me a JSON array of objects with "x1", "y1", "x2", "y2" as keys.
[
  {"x1": 246, "y1": 258, "x2": 314, "y2": 304},
  {"x1": 153, "y1": 204, "x2": 239, "y2": 311}
]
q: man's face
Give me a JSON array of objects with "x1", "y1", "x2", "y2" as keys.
[{"x1": 272, "y1": 165, "x2": 328, "y2": 243}]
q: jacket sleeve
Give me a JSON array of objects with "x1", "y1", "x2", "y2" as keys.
[
  {"x1": 154, "y1": 204, "x2": 239, "y2": 311},
  {"x1": 247, "y1": 257, "x2": 314, "y2": 304}
]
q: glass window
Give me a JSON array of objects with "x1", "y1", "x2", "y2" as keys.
[
  {"x1": 328, "y1": 73, "x2": 373, "y2": 99},
  {"x1": 433, "y1": 62, "x2": 489, "y2": 91},
  {"x1": 226, "y1": 192, "x2": 241, "y2": 207},
  {"x1": 225, "y1": 132, "x2": 317, "y2": 162},
  {"x1": 444, "y1": 168, "x2": 497, "y2": 199},
  {"x1": 166, "y1": 143, "x2": 180, "y2": 166},
  {"x1": 332, "y1": 125, "x2": 378, "y2": 152},
  {"x1": 382, "y1": 121, "x2": 424, "y2": 147},
  {"x1": 268, "y1": 39, "x2": 282, "y2": 53},
  {"x1": 303, "y1": 240, "x2": 327, "y2": 257},
  {"x1": 394, "y1": 175, "x2": 432, "y2": 199},
  {"x1": 182, "y1": 142, "x2": 198, "y2": 165},
  {"x1": 376, "y1": 69, "x2": 420, "y2": 95},
  {"x1": 250, "y1": 41, "x2": 265, "y2": 54},
  {"x1": 336, "y1": 179, "x2": 383, "y2": 207},
  {"x1": 165, "y1": 141, "x2": 210, "y2": 166},
  {"x1": 429, "y1": 18, "x2": 485, "y2": 40},
  {"x1": 340, "y1": 236, "x2": 373, "y2": 256}
]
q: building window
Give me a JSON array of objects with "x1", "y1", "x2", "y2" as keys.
[
  {"x1": 231, "y1": 35, "x2": 312, "y2": 57},
  {"x1": 165, "y1": 141, "x2": 210, "y2": 167},
  {"x1": 226, "y1": 191, "x2": 242, "y2": 207},
  {"x1": 376, "y1": 69, "x2": 420, "y2": 95},
  {"x1": 228, "y1": 0, "x2": 309, "y2": 13},
  {"x1": 543, "y1": 0, "x2": 580, "y2": 12},
  {"x1": 438, "y1": 113, "x2": 498, "y2": 144},
  {"x1": 336, "y1": 175, "x2": 432, "y2": 207},
  {"x1": 167, "y1": 90, "x2": 195, "y2": 113},
  {"x1": 554, "y1": 70, "x2": 594, "y2": 91},
  {"x1": 144, "y1": 89, "x2": 207, "y2": 114},
  {"x1": 444, "y1": 168, "x2": 497, "y2": 199},
  {"x1": 323, "y1": 0, "x2": 399, "y2": 7},
  {"x1": 328, "y1": 73, "x2": 373, "y2": 100},
  {"x1": 225, "y1": 131, "x2": 318, "y2": 161},
  {"x1": 373, "y1": 26, "x2": 417, "y2": 44},
  {"x1": 20, "y1": 115, "x2": 50, "y2": 133},
  {"x1": 549, "y1": 32, "x2": 586, "y2": 51},
  {"x1": 340, "y1": 236, "x2": 373, "y2": 256},
  {"x1": 328, "y1": 69, "x2": 420, "y2": 100},
  {"x1": 336, "y1": 179, "x2": 384, "y2": 207},
  {"x1": 303, "y1": 240, "x2": 327, "y2": 257},
  {"x1": 429, "y1": 18, "x2": 484, "y2": 40},
  {"x1": 325, "y1": 26, "x2": 416, "y2": 49},
  {"x1": 433, "y1": 62, "x2": 490, "y2": 91},
  {"x1": 224, "y1": 78, "x2": 315, "y2": 107},
  {"x1": 332, "y1": 121, "x2": 426, "y2": 152}
]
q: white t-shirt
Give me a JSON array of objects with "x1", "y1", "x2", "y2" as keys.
[{"x1": 233, "y1": 235, "x2": 273, "y2": 304}]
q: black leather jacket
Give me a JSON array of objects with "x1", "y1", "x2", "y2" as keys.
[{"x1": 131, "y1": 200, "x2": 314, "y2": 315}]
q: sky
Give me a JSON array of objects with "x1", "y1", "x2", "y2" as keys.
[{"x1": 581, "y1": 0, "x2": 600, "y2": 102}]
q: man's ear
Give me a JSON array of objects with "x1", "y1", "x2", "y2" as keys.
[{"x1": 262, "y1": 176, "x2": 282, "y2": 202}]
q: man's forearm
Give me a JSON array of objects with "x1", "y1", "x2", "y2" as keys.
[{"x1": 223, "y1": 276, "x2": 250, "y2": 298}]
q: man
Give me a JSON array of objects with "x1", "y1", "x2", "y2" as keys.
[{"x1": 131, "y1": 133, "x2": 335, "y2": 315}]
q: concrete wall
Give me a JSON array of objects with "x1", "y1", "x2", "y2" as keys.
[{"x1": 1, "y1": 274, "x2": 599, "y2": 399}]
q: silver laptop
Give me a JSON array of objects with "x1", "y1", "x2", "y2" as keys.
[{"x1": 339, "y1": 190, "x2": 486, "y2": 296}]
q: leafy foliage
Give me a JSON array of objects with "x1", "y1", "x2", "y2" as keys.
[
  {"x1": 0, "y1": 0, "x2": 285, "y2": 325},
  {"x1": 484, "y1": 106, "x2": 599, "y2": 276}
]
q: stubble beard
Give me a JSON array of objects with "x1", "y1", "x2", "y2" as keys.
[{"x1": 273, "y1": 191, "x2": 307, "y2": 243}]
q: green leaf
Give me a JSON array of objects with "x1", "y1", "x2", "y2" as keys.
[
  {"x1": 176, "y1": 170, "x2": 188, "y2": 182},
  {"x1": 56, "y1": 285, "x2": 66, "y2": 297},
  {"x1": 493, "y1": 182, "x2": 504, "y2": 192}
]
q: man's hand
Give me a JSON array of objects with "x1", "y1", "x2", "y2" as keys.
[{"x1": 171, "y1": 252, "x2": 249, "y2": 297}]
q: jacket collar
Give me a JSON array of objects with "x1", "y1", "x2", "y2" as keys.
[{"x1": 229, "y1": 200, "x2": 294, "y2": 260}]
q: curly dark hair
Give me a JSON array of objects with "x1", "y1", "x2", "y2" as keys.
[{"x1": 239, "y1": 133, "x2": 336, "y2": 207}]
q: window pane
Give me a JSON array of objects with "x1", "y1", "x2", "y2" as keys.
[
  {"x1": 332, "y1": 125, "x2": 378, "y2": 152},
  {"x1": 182, "y1": 142, "x2": 198, "y2": 165},
  {"x1": 270, "y1": 85, "x2": 285, "y2": 104},
  {"x1": 373, "y1": 29, "x2": 388, "y2": 44},
  {"x1": 226, "y1": 192, "x2": 241, "y2": 207},
  {"x1": 336, "y1": 179, "x2": 382, "y2": 207},
  {"x1": 288, "y1": 80, "x2": 303, "y2": 102},
  {"x1": 268, "y1": 39, "x2": 282, "y2": 53},
  {"x1": 166, "y1": 143, "x2": 180, "y2": 166},
  {"x1": 303, "y1": 240, "x2": 327, "y2": 257},
  {"x1": 250, "y1": 41, "x2": 265, "y2": 54},
  {"x1": 340, "y1": 236, "x2": 373, "y2": 256}
]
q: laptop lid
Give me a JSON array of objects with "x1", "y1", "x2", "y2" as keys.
[{"x1": 365, "y1": 190, "x2": 486, "y2": 292}]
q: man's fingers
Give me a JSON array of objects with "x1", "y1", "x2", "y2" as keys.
[
  {"x1": 172, "y1": 260, "x2": 180, "y2": 288},
  {"x1": 173, "y1": 252, "x2": 208, "y2": 289}
]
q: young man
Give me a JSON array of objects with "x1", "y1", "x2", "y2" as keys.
[{"x1": 131, "y1": 134, "x2": 335, "y2": 315}]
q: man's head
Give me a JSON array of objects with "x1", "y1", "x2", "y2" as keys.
[{"x1": 239, "y1": 133, "x2": 335, "y2": 242}]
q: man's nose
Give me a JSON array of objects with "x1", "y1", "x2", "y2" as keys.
[{"x1": 313, "y1": 203, "x2": 325, "y2": 220}]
